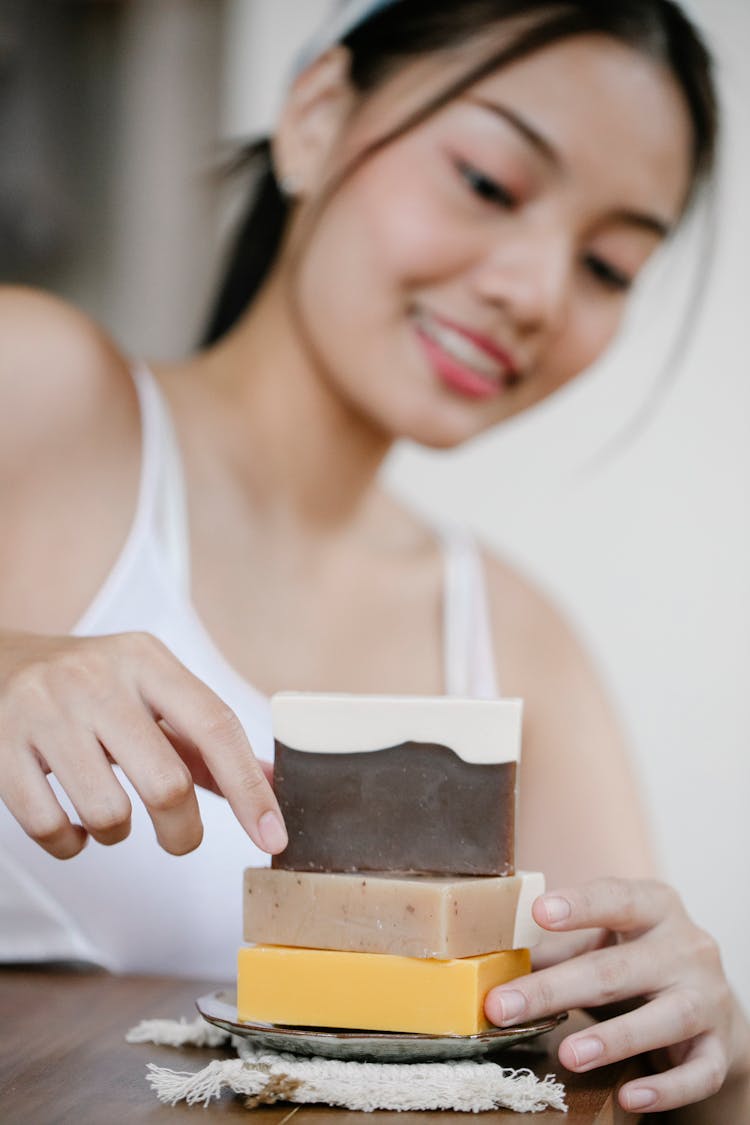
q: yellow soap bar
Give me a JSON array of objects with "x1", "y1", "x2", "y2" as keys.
[{"x1": 237, "y1": 944, "x2": 531, "y2": 1035}]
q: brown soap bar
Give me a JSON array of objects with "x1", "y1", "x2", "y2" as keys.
[
  {"x1": 270, "y1": 693, "x2": 522, "y2": 876},
  {"x1": 244, "y1": 867, "x2": 545, "y2": 958}
]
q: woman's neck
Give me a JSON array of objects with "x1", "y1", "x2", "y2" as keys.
[{"x1": 193, "y1": 271, "x2": 394, "y2": 543}]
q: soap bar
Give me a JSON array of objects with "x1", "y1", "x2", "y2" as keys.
[
  {"x1": 271, "y1": 693, "x2": 522, "y2": 876},
  {"x1": 243, "y1": 867, "x2": 544, "y2": 958},
  {"x1": 237, "y1": 944, "x2": 531, "y2": 1034}
]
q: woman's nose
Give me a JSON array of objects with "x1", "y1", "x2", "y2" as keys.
[{"x1": 470, "y1": 225, "x2": 572, "y2": 336}]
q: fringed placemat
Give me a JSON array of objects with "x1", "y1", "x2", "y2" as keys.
[{"x1": 127, "y1": 1017, "x2": 567, "y2": 1113}]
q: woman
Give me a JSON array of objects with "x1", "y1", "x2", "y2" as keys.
[{"x1": 0, "y1": 0, "x2": 747, "y2": 1116}]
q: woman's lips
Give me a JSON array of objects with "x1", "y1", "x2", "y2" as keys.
[{"x1": 412, "y1": 310, "x2": 520, "y2": 401}]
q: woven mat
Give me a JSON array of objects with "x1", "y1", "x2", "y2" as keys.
[{"x1": 127, "y1": 1017, "x2": 567, "y2": 1113}]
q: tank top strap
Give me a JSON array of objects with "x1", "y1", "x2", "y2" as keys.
[
  {"x1": 133, "y1": 364, "x2": 191, "y2": 597},
  {"x1": 439, "y1": 523, "x2": 500, "y2": 699},
  {"x1": 123, "y1": 369, "x2": 499, "y2": 702}
]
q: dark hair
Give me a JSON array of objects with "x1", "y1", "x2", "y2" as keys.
[{"x1": 202, "y1": 0, "x2": 718, "y2": 347}]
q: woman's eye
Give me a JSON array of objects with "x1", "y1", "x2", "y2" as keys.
[
  {"x1": 585, "y1": 254, "x2": 633, "y2": 292},
  {"x1": 456, "y1": 160, "x2": 517, "y2": 209}
]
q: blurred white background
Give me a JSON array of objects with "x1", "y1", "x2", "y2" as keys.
[{"x1": 3, "y1": 0, "x2": 748, "y2": 1010}]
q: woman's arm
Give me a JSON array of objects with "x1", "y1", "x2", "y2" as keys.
[
  {"x1": 484, "y1": 551, "x2": 656, "y2": 887},
  {"x1": 482, "y1": 552, "x2": 750, "y2": 1118},
  {"x1": 0, "y1": 286, "x2": 143, "y2": 633},
  {"x1": 0, "y1": 287, "x2": 286, "y2": 860}
]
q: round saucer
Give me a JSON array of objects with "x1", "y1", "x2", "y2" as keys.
[{"x1": 196, "y1": 990, "x2": 567, "y2": 1063}]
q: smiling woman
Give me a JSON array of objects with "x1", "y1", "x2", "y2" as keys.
[
  {"x1": 0, "y1": 2, "x2": 746, "y2": 1122},
  {"x1": 277, "y1": 36, "x2": 692, "y2": 448}
]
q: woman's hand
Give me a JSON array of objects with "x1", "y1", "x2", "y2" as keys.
[
  {"x1": 0, "y1": 630, "x2": 287, "y2": 860},
  {"x1": 484, "y1": 877, "x2": 750, "y2": 1117}
]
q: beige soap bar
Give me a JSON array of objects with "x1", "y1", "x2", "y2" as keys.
[
  {"x1": 237, "y1": 944, "x2": 531, "y2": 1034},
  {"x1": 243, "y1": 867, "x2": 544, "y2": 958}
]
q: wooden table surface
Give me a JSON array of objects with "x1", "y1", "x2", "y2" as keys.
[{"x1": 0, "y1": 967, "x2": 645, "y2": 1124}]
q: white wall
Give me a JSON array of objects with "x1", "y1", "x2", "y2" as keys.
[{"x1": 224, "y1": 1, "x2": 750, "y2": 1010}]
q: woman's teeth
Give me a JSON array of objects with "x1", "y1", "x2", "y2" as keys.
[{"x1": 415, "y1": 313, "x2": 504, "y2": 383}]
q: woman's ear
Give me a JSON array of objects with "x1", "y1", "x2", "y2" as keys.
[{"x1": 273, "y1": 47, "x2": 356, "y2": 200}]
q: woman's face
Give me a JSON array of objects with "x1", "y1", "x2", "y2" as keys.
[{"x1": 287, "y1": 33, "x2": 694, "y2": 449}]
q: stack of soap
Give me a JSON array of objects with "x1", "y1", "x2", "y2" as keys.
[{"x1": 238, "y1": 693, "x2": 542, "y2": 1036}]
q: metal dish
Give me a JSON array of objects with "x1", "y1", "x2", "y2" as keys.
[{"x1": 196, "y1": 990, "x2": 567, "y2": 1063}]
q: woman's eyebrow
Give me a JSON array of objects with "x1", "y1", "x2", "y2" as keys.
[
  {"x1": 466, "y1": 95, "x2": 562, "y2": 169},
  {"x1": 609, "y1": 208, "x2": 672, "y2": 238},
  {"x1": 465, "y1": 95, "x2": 674, "y2": 237}
]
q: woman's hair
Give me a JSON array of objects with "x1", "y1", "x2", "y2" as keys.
[{"x1": 202, "y1": 0, "x2": 718, "y2": 347}]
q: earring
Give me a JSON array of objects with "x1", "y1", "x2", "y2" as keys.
[{"x1": 278, "y1": 173, "x2": 301, "y2": 199}]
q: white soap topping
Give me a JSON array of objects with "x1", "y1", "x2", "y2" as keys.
[{"x1": 271, "y1": 693, "x2": 523, "y2": 765}]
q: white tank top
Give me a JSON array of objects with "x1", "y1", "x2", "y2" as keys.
[{"x1": 0, "y1": 366, "x2": 500, "y2": 978}]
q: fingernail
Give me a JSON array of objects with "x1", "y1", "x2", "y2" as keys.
[
  {"x1": 625, "y1": 1088, "x2": 657, "y2": 1111},
  {"x1": 494, "y1": 990, "x2": 527, "y2": 1024},
  {"x1": 543, "y1": 896, "x2": 571, "y2": 924},
  {"x1": 571, "y1": 1036, "x2": 603, "y2": 1067},
  {"x1": 259, "y1": 811, "x2": 288, "y2": 853}
]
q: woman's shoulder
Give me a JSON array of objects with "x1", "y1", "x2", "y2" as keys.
[
  {"x1": 0, "y1": 289, "x2": 148, "y2": 632},
  {"x1": 478, "y1": 544, "x2": 603, "y2": 702},
  {"x1": 0, "y1": 285, "x2": 129, "y2": 379},
  {"x1": 0, "y1": 286, "x2": 138, "y2": 472},
  {"x1": 479, "y1": 545, "x2": 656, "y2": 879}
]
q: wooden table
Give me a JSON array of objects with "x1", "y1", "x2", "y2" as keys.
[{"x1": 0, "y1": 967, "x2": 645, "y2": 1124}]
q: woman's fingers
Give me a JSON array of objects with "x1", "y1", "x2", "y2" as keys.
[
  {"x1": 487, "y1": 877, "x2": 683, "y2": 1022},
  {"x1": 157, "y1": 721, "x2": 274, "y2": 793},
  {"x1": 531, "y1": 927, "x2": 610, "y2": 970},
  {"x1": 619, "y1": 1033, "x2": 727, "y2": 1114},
  {"x1": 33, "y1": 726, "x2": 133, "y2": 848},
  {"x1": 559, "y1": 989, "x2": 711, "y2": 1074},
  {"x1": 0, "y1": 631, "x2": 285, "y2": 860},
  {"x1": 486, "y1": 936, "x2": 664, "y2": 1026},
  {"x1": 157, "y1": 720, "x2": 221, "y2": 795},
  {"x1": 533, "y1": 877, "x2": 681, "y2": 936},
  {"x1": 131, "y1": 634, "x2": 287, "y2": 853},
  {"x1": 486, "y1": 878, "x2": 685, "y2": 1027},
  {"x1": 97, "y1": 708, "x2": 204, "y2": 855},
  {"x1": 3, "y1": 745, "x2": 89, "y2": 859},
  {"x1": 484, "y1": 875, "x2": 736, "y2": 1114}
]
